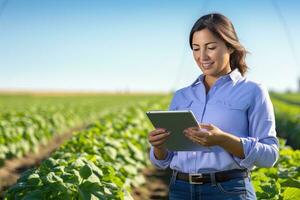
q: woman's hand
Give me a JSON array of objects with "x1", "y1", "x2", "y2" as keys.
[
  {"x1": 148, "y1": 128, "x2": 171, "y2": 160},
  {"x1": 183, "y1": 123, "x2": 225, "y2": 147},
  {"x1": 148, "y1": 128, "x2": 170, "y2": 149},
  {"x1": 183, "y1": 123, "x2": 245, "y2": 158}
]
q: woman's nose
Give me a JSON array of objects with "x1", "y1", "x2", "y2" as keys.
[{"x1": 200, "y1": 50, "x2": 209, "y2": 61}]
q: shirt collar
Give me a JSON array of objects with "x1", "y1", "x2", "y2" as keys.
[
  {"x1": 229, "y1": 68, "x2": 242, "y2": 84},
  {"x1": 191, "y1": 68, "x2": 242, "y2": 87}
]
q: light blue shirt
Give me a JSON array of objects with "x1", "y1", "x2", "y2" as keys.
[{"x1": 149, "y1": 68, "x2": 279, "y2": 173}]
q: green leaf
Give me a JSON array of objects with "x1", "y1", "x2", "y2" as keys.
[
  {"x1": 22, "y1": 190, "x2": 44, "y2": 200},
  {"x1": 61, "y1": 172, "x2": 81, "y2": 184},
  {"x1": 122, "y1": 165, "x2": 138, "y2": 176},
  {"x1": 27, "y1": 173, "x2": 41, "y2": 185},
  {"x1": 45, "y1": 172, "x2": 64, "y2": 184},
  {"x1": 80, "y1": 164, "x2": 93, "y2": 179},
  {"x1": 127, "y1": 143, "x2": 144, "y2": 161},
  {"x1": 78, "y1": 181, "x2": 106, "y2": 200},
  {"x1": 72, "y1": 157, "x2": 87, "y2": 168},
  {"x1": 104, "y1": 146, "x2": 117, "y2": 160},
  {"x1": 43, "y1": 158, "x2": 58, "y2": 169},
  {"x1": 85, "y1": 160, "x2": 103, "y2": 177},
  {"x1": 282, "y1": 187, "x2": 300, "y2": 200}
]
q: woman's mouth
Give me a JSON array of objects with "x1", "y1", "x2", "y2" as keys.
[{"x1": 201, "y1": 62, "x2": 214, "y2": 69}]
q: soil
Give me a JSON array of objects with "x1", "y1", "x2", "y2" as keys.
[{"x1": 131, "y1": 167, "x2": 172, "y2": 200}]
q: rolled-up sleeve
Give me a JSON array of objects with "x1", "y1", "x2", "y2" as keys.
[
  {"x1": 148, "y1": 91, "x2": 179, "y2": 169},
  {"x1": 149, "y1": 146, "x2": 174, "y2": 169},
  {"x1": 235, "y1": 84, "x2": 279, "y2": 169}
]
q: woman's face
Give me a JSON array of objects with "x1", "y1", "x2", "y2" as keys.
[{"x1": 192, "y1": 28, "x2": 233, "y2": 79}]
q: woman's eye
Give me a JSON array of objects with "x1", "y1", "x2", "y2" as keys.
[
  {"x1": 208, "y1": 47, "x2": 216, "y2": 50},
  {"x1": 193, "y1": 48, "x2": 200, "y2": 51}
]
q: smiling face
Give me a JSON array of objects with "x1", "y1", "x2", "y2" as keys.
[{"x1": 192, "y1": 28, "x2": 233, "y2": 79}]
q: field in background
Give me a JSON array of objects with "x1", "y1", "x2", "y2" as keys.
[
  {"x1": 0, "y1": 92, "x2": 299, "y2": 199},
  {"x1": 0, "y1": 93, "x2": 166, "y2": 164}
]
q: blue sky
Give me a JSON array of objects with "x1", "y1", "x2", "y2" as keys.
[{"x1": 0, "y1": 0, "x2": 299, "y2": 92}]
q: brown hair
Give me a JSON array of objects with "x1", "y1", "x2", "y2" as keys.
[{"x1": 189, "y1": 13, "x2": 248, "y2": 76}]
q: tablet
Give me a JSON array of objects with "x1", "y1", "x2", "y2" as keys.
[{"x1": 146, "y1": 110, "x2": 208, "y2": 151}]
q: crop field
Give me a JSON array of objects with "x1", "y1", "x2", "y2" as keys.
[
  {"x1": 0, "y1": 93, "x2": 299, "y2": 199},
  {"x1": 271, "y1": 93, "x2": 300, "y2": 106}
]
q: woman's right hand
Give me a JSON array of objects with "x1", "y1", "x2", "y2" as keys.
[
  {"x1": 148, "y1": 128, "x2": 170, "y2": 149},
  {"x1": 148, "y1": 128, "x2": 171, "y2": 160}
]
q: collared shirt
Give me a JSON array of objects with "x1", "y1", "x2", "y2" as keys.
[{"x1": 149, "y1": 68, "x2": 279, "y2": 173}]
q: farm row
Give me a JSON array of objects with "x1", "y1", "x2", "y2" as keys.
[
  {"x1": 0, "y1": 94, "x2": 161, "y2": 166},
  {"x1": 4, "y1": 97, "x2": 170, "y2": 199}
]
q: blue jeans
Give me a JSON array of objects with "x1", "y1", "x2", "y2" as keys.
[{"x1": 169, "y1": 173, "x2": 257, "y2": 200}]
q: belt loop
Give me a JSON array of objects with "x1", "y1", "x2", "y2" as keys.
[
  {"x1": 170, "y1": 170, "x2": 178, "y2": 185},
  {"x1": 210, "y1": 172, "x2": 216, "y2": 186}
]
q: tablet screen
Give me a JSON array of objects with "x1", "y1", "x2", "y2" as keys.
[{"x1": 146, "y1": 110, "x2": 209, "y2": 151}]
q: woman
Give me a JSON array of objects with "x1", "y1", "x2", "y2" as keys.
[{"x1": 148, "y1": 13, "x2": 279, "y2": 200}]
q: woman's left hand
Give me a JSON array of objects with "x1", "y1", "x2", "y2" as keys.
[{"x1": 183, "y1": 123, "x2": 226, "y2": 147}]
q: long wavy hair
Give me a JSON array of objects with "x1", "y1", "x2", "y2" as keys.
[{"x1": 189, "y1": 13, "x2": 248, "y2": 76}]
